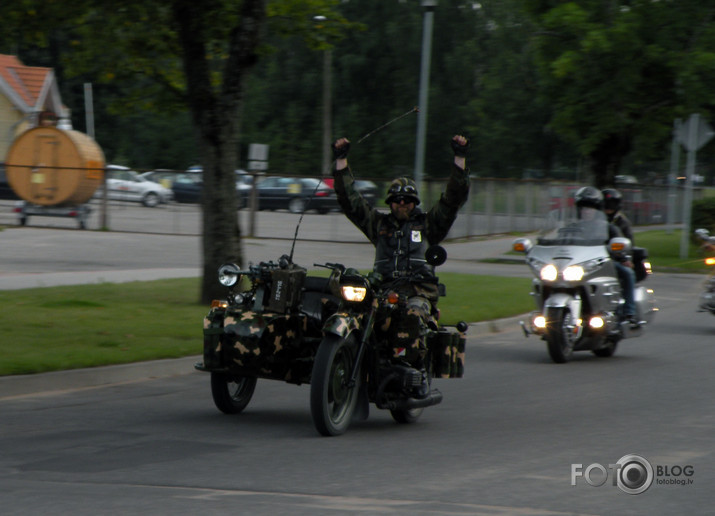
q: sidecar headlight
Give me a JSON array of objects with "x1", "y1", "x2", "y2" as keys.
[
  {"x1": 540, "y1": 264, "x2": 558, "y2": 282},
  {"x1": 563, "y1": 265, "x2": 584, "y2": 281},
  {"x1": 218, "y1": 263, "x2": 241, "y2": 287},
  {"x1": 341, "y1": 285, "x2": 367, "y2": 302}
]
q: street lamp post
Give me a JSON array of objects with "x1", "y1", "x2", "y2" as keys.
[
  {"x1": 314, "y1": 15, "x2": 333, "y2": 176},
  {"x1": 414, "y1": 0, "x2": 437, "y2": 190},
  {"x1": 321, "y1": 47, "x2": 333, "y2": 176}
]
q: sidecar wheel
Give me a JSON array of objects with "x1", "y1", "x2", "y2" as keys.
[
  {"x1": 210, "y1": 372, "x2": 257, "y2": 414},
  {"x1": 310, "y1": 334, "x2": 359, "y2": 436},
  {"x1": 390, "y1": 407, "x2": 423, "y2": 424},
  {"x1": 546, "y1": 307, "x2": 575, "y2": 363}
]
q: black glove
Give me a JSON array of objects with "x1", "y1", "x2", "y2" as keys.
[
  {"x1": 451, "y1": 135, "x2": 469, "y2": 157},
  {"x1": 332, "y1": 139, "x2": 350, "y2": 160}
]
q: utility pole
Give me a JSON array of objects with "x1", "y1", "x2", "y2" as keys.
[{"x1": 414, "y1": 0, "x2": 436, "y2": 191}]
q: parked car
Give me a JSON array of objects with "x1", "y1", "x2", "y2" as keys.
[
  {"x1": 171, "y1": 169, "x2": 252, "y2": 207},
  {"x1": 0, "y1": 164, "x2": 20, "y2": 200},
  {"x1": 256, "y1": 176, "x2": 339, "y2": 214},
  {"x1": 140, "y1": 169, "x2": 180, "y2": 189},
  {"x1": 97, "y1": 165, "x2": 173, "y2": 207}
]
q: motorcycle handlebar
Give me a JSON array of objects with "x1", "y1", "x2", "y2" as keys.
[{"x1": 314, "y1": 262, "x2": 346, "y2": 272}]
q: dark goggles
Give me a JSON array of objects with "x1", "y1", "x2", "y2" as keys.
[{"x1": 390, "y1": 195, "x2": 416, "y2": 204}]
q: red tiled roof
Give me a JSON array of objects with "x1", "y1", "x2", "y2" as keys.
[{"x1": 0, "y1": 54, "x2": 51, "y2": 108}]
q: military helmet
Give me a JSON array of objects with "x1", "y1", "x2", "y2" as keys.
[
  {"x1": 385, "y1": 177, "x2": 420, "y2": 205},
  {"x1": 574, "y1": 186, "x2": 604, "y2": 210},
  {"x1": 602, "y1": 188, "x2": 623, "y2": 211}
]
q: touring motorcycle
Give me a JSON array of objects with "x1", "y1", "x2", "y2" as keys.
[
  {"x1": 512, "y1": 211, "x2": 656, "y2": 363},
  {"x1": 694, "y1": 228, "x2": 715, "y2": 315},
  {"x1": 195, "y1": 247, "x2": 467, "y2": 436}
]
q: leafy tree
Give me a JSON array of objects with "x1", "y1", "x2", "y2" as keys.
[
  {"x1": 522, "y1": 0, "x2": 715, "y2": 187},
  {"x1": 1, "y1": 0, "x2": 353, "y2": 304}
]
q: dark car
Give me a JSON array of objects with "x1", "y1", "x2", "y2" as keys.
[
  {"x1": 172, "y1": 169, "x2": 252, "y2": 207},
  {"x1": 256, "y1": 176, "x2": 338, "y2": 214},
  {"x1": 0, "y1": 164, "x2": 20, "y2": 200}
]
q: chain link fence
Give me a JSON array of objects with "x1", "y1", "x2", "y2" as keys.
[{"x1": 0, "y1": 170, "x2": 701, "y2": 240}]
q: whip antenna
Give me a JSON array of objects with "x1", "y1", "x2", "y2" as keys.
[{"x1": 357, "y1": 106, "x2": 419, "y2": 144}]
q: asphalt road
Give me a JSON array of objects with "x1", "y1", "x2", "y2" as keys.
[
  {"x1": 1, "y1": 221, "x2": 713, "y2": 514},
  {"x1": 0, "y1": 270, "x2": 712, "y2": 515}
]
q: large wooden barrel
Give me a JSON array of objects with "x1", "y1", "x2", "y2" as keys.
[{"x1": 5, "y1": 127, "x2": 105, "y2": 206}]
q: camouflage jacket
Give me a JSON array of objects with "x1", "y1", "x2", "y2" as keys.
[{"x1": 334, "y1": 164, "x2": 470, "y2": 281}]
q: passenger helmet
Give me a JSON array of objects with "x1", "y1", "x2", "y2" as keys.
[
  {"x1": 385, "y1": 177, "x2": 420, "y2": 205},
  {"x1": 574, "y1": 186, "x2": 604, "y2": 210},
  {"x1": 602, "y1": 188, "x2": 622, "y2": 211}
]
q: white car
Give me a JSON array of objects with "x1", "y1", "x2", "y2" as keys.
[{"x1": 98, "y1": 165, "x2": 173, "y2": 207}]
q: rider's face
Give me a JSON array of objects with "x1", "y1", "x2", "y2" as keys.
[{"x1": 391, "y1": 198, "x2": 415, "y2": 221}]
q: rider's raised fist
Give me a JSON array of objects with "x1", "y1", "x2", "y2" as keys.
[{"x1": 332, "y1": 138, "x2": 350, "y2": 160}]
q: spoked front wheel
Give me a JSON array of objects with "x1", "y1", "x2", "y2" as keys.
[
  {"x1": 310, "y1": 334, "x2": 360, "y2": 436},
  {"x1": 546, "y1": 307, "x2": 576, "y2": 363},
  {"x1": 210, "y1": 372, "x2": 257, "y2": 414}
]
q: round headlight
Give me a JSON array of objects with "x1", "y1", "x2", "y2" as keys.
[
  {"x1": 341, "y1": 285, "x2": 367, "y2": 302},
  {"x1": 563, "y1": 265, "x2": 585, "y2": 281},
  {"x1": 540, "y1": 264, "x2": 558, "y2": 282},
  {"x1": 218, "y1": 263, "x2": 241, "y2": 287}
]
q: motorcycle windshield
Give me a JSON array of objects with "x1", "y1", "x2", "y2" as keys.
[{"x1": 537, "y1": 208, "x2": 610, "y2": 247}]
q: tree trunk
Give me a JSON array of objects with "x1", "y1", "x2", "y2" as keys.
[{"x1": 172, "y1": 0, "x2": 265, "y2": 304}]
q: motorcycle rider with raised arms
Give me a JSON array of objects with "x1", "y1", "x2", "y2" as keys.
[{"x1": 331, "y1": 135, "x2": 470, "y2": 398}]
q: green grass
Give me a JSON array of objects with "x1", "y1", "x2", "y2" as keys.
[
  {"x1": 0, "y1": 273, "x2": 532, "y2": 376},
  {"x1": 632, "y1": 229, "x2": 708, "y2": 272},
  {"x1": 0, "y1": 278, "x2": 205, "y2": 376}
]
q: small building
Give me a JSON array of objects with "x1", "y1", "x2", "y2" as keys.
[{"x1": 0, "y1": 54, "x2": 71, "y2": 161}]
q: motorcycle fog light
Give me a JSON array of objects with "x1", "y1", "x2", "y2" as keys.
[
  {"x1": 533, "y1": 315, "x2": 546, "y2": 329},
  {"x1": 540, "y1": 264, "x2": 558, "y2": 282},
  {"x1": 563, "y1": 265, "x2": 584, "y2": 281},
  {"x1": 589, "y1": 316, "x2": 604, "y2": 328},
  {"x1": 341, "y1": 285, "x2": 367, "y2": 302}
]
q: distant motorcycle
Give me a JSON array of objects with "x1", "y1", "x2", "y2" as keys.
[
  {"x1": 512, "y1": 211, "x2": 657, "y2": 363},
  {"x1": 195, "y1": 247, "x2": 467, "y2": 436},
  {"x1": 694, "y1": 228, "x2": 715, "y2": 315}
]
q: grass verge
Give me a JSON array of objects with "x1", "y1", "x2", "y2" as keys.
[{"x1": 0, "y1": 273, "x2": 532, "y2": 376}]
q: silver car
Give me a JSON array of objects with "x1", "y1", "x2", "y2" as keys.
[{"x1": 98, "y1": 165, "x2": 174, "y2": 207}]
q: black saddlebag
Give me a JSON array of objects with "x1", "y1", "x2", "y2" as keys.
[{"x1": 428, "y1": 327, "x2": 466, "y2": 378}]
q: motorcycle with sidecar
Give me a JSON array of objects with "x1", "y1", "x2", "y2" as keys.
[{"x1": 195, "y1": 247, "x2": 467, "y2": 436}]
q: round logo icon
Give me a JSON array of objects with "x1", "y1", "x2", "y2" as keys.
[{"x1": 616, "y1": 454, "x2": 654, "y2": 494}]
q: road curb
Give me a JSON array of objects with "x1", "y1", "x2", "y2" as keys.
[
  {"x1": 0, "y1": 356, "x2": 202, "y2": 400},
  {"x1": 466, "y1": 313, "x2": 527, "y2": 336},
  {"x1": 0, "y1": 315, "x2": 528, "y2": 399}
]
